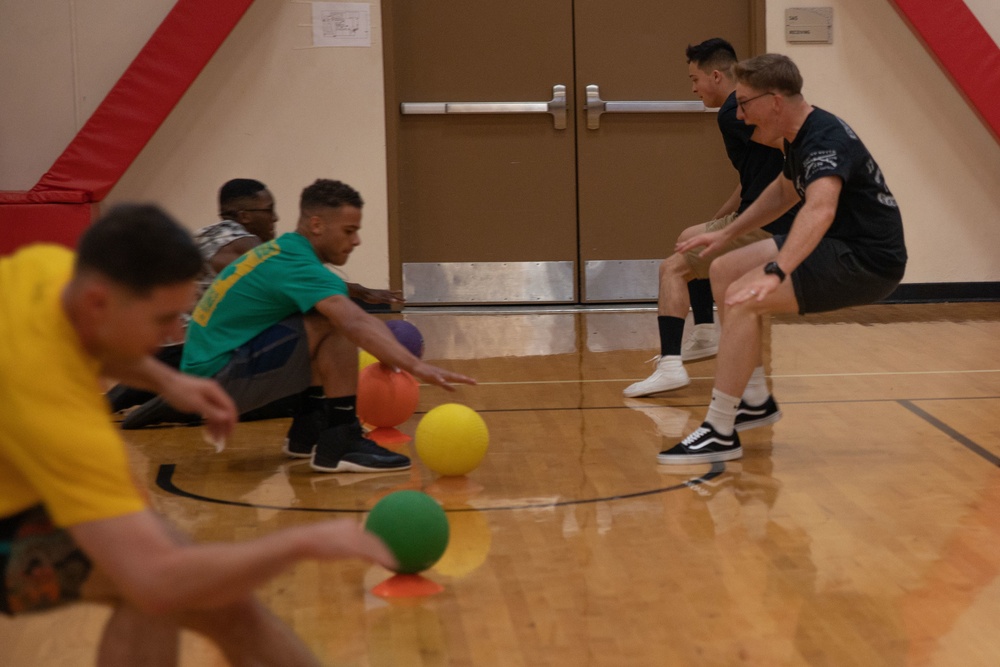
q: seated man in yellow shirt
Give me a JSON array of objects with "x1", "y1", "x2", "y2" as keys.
[{"x1": 0, "y1": 204, "x2": 395, "y2": 664}]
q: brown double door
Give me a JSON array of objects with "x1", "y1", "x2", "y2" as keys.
[{"x1": 383, "y1": 1, "x2": 760, "y2": 304}]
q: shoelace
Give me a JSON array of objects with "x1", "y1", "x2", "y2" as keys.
[
  {"x1": 644, "y1": 354, "x2": 661, "y2": 366},
  {"x1": 681, "y1": 426, "x2": 711, "y2": 446}
]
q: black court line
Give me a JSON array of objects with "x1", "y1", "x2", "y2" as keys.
[
  {"x1": 155, "y1": 462, "x2": 725, "y2": 514},
  {"x1": 899, "y1": 400, "x2": 1000, "y2": 467}
]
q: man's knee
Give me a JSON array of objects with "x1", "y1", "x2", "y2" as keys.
[
  {"x1": 660, "y1": 253, "x2": 692, "y2": 281},
  {"x1": 677, "y1": 222, "x2": 707, "y2": 243},
  {"x1": 708, "y1": 253, "x2": 739, "y2": 289}
]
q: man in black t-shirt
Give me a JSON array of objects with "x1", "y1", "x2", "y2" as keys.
[
  {"x1": 659, "y1": 53, "x2": 906, "y2": 465},
  {"x1": 624, "y1": 38, "x2": 798, "y2": 398}
]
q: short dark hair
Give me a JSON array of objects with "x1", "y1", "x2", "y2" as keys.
[
  {"x1": 219, "y1": 178, "x2": 268, "y2": 216},
  {"x1": 300, "y1": 179, "x2": 364, "y2": 214},
  {"x1": 76, "y1": 204, "x2": 203, "y2": 294},
  {"x1": 734, "y1": 53, "x2": 804, "y2": 96},
  {"x1": 686, "y1": 38, "x2": 738, "y2": 72}
]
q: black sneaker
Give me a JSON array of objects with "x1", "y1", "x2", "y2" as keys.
[
  {"x1": 310, "y1": 422, "x2": 411, "y2": 473},
  {"x1": 121, "y1": 396, "x2": 201, "y2": 429},
  {"x1": 283, "y1": 405, "x2": 325, "y2": 459},
  {"x1": 657, "y1": 422, "x2": 742, "y2": 465},
  {"x1": 106, "y1": 384, "x2": 156, "y2": 414},
  {"x1": 734, "y1": 396, "x2": 782, "y2": 432}
]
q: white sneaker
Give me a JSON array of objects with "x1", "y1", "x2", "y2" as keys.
[
  {"x1": 623, "y1": 356, "x2": 690, "y2": 397},
  {"x1": 681, "y1": 323, "x2": 719, "y2": 361}
]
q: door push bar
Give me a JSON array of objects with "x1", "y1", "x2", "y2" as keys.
[
  {"x1": 584, "y1": 84, "x2": 712, "y2": 129},
  {"x1": 401, "y1": 85, "x2": 568, "y2": 130}
]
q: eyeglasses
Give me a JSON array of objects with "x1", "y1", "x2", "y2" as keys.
[
  {"x1": 239, "y1": 207, "x2": 275, "y2": 214},
  {"x1": 736, "y1": 91, "x2": 775, "y2": 113}
]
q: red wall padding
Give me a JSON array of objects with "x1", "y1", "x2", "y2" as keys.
[
  {"x1": 890, "y1": 0, "x2": 1000, "y2": 143},
  {"x1": 0, "y1": 196, "x2": 96, "y2": 254},
  {"x1": 1, "y1": 0, "x2": 254, "y2": 255}
]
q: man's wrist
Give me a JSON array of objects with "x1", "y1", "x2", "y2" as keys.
[{"x1": 763, "y1": 261, "x2": 786, "y2": 282}]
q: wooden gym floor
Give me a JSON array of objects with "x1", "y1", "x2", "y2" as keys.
[{"x1": 2, "y1": 302, "x2": 999, "y2": 666}]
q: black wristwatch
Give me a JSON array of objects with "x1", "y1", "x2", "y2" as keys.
[{"x1": 764, "y1": 261, "x2": 786, "y2": 282}]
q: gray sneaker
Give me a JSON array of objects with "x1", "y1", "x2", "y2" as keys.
[
  {"x1": 681, "y1": 323, "x2": 719, "y2": 361},
  {"x1": 623, "y1": 356, "x2": 690, "y2": 397}
]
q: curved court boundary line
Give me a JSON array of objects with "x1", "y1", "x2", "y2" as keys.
[{"x1": 155, "y1": 463, "x2": 725, "y2": 514}]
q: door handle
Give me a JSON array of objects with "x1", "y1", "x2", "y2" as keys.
[
  {"x1": 401, "y1": 85, "x2": 567, "y2": 130},
  {"x1": 584, "y1": 84, "x2": 711, "y2": 130}
]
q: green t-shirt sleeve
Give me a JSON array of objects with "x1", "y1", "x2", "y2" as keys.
[{"x1": 277, "y1": 256, "x2": 350, "y2": 313}]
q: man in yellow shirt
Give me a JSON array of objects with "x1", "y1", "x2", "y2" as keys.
[{"x1": 0, "y1": 204, "x2": 394, "y2": 664}]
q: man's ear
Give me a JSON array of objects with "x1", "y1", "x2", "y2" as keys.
[
  {"x1": 305, "y1": 214, "x2": 323, "y2": 235},
  {"x1": 234, "y1": 210, "x2": 252, "y2": 227},
  {"x1": 78, "y1": 279, "x2": 114, "y2": 324}
]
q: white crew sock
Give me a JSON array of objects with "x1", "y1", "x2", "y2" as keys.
[
  {"x1": 704, "y1": 388, "x2": 741, "y2": 436},
  {"x1": 741, "y1": 366, "x2": 770, "y2": 406}
]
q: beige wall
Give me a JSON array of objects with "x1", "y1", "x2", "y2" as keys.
[
  {"x1": 766, "y1": 0, "x2": 1000, "y2": 283},
  {"x1": 3, "y1": 1, "x2": 998, "y2": 285},
  {"x1": 0, "y1": 0, "x2": 175, "y2": 190}
]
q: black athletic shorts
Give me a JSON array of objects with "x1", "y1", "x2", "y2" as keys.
[
  {"x1": 774, "y1": 235, "x2": 904, "y2": 315},
  {"x1": 0, "y1": 505, "x2": 92, "y2": 616}
]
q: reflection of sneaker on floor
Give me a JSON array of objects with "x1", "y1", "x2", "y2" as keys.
[
  {"x1": 681, "y1": 323, "x2": 719, "y2": 361},
  {"x1": 311, "y1": 421, "x2": 411, "y2": 473},
  {"x1": 622, "y1": 398, "x2": 690, "y2": 437},
  {"x1": 734, "y1": 395, "x2": 782, "y2": 432},
  {"x1": 309, "y1": 469, "x2": 410, "y2": 489},
  {"x1": 685, "y1": 471, "x2": 737, "y2": 498},
  {"x1": 623, "y1": 356, "x2": 690, "y2": 398},
  {"x1": 657, "y1": 423, "x2": 742, "y2": 465},
  {"x1": 121, "y1": 396, "x2": 201, "y2": 429}
]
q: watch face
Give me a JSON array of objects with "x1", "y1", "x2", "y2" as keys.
[{"x1": 765, "y1": 262, "x2": 785, "y2": 280}]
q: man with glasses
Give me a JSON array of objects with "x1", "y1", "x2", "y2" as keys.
[
  {"x1": 658, "y1": 53, "x2": 906, "y2": 464},
  {"x1": 113, "y1": 179, "x2": 403, "y2": 426},
  {"x1": 179, "y1": 179, "x2": 476, "y2": 473},
  {"x1": 624, "y1": 38, "x2": 798, "y2": 399}
]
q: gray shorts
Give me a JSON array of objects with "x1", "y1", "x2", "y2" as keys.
[
  {"x1": 214, "y1": 316, "x2": 312, "y2": 413},
  {"x1": 685, "y1": 212, "x2": 773, "y2": 280},
  {"x1": 775, "y1": 235, "x2": 904, "y2": 314}
]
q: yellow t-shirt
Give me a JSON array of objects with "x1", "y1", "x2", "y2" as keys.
[{"x1": 0, "y1": 245, "x2": 147, "y2": 527}]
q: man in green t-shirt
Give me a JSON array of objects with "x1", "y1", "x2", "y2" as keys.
[{"x1": 180, "y1": 178, "x2": 476, "y2": 473}]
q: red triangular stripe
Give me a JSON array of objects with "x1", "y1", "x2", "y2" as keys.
[
  {"x1": 889, "y1": 0, "x2": 1000, "y2": 143},
  {"x1": 31, "y1": 0, "x2": 256, "y2": 201}
]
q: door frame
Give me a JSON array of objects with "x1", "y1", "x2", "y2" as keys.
[{"x1": 380, "y1": 0, "x2": 767, "y2": 299}]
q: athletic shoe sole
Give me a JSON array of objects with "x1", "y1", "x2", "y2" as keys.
[
  {"x1": 310, "y1": 459, "x2": 412, "y2": 473},
  {"x1": 657, "y1": 447, "x2": 743, "y2": 465}
]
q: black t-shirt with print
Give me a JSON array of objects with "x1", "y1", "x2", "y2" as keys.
[
  {"x1": 717, "y1": 92, "x2": 797, "y2": 235},
  {"x1": 783, "y1": 107, "x2": 907, "y2": 278}
]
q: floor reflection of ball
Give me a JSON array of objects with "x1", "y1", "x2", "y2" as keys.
[
  {"x1": 365, "y1": 490, "x2": 450, "y2": 574},
  {"x1": 415, "y1": 403, "x2": 489, "y2": 476},
  {"x1": 432, "y1": 509, "x2": 492, "y2": 578}
]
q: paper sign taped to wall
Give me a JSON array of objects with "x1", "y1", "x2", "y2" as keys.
[{"x1": 312, "y1": 2, "x2": 371, "y2": 47}]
